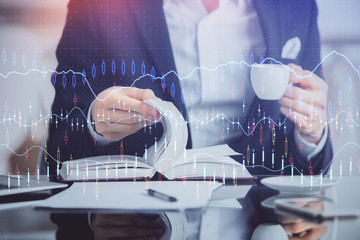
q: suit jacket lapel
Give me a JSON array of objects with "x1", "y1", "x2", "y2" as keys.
[
  {"x1": 254, "y1": 0, "x2": 303, "y2": 65},
  {"x1": 129, "y1": 0, "x2": 192, "y2": 148},
  {"x1": 128, "y1": 0, "x2": 175, "y2": 77},
  {"x1": 253, "y1": 0, "x2": 283, "y2": 62}
]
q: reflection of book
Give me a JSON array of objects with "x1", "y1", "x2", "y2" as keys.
[
  {"x1": 157, "y1": 212, "x2": 188, "y2": 240},
  {"x1": 60, "y1": 100, "x2": 253, "y2": 181}
]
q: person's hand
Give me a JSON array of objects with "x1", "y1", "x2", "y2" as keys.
[
  {"x1": 278, "y1": 64, "x2": 328, "y2": 144},
  {"x1": 92, "y1": 213, "x2": 165, "y2": 240},
  {"x1": 280, "y1": 216, "x2": 327, "y2": 240},
  {"x1": 279, "y1": 200, "x2": 327, "y2": 240},
  {"x1": 92, "y1": 87, "x2": 161, "y2": 141}
]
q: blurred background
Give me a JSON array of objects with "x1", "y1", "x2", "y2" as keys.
[
  {"x1": 0, "y1": 0, "x2": 359, "y2": 239},
  {"x1": 317, "y1": 0, "x2": 360, "y2": 177},
  {"x1": 0, "y1": 1, "x2": 68, "y2": 239},
  {"x1": 0, "y1": 0, "x2": 68, "y2": 176}
]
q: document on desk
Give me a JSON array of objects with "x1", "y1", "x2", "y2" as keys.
[{"x1": 36, "y1": 181, "x2": 222, "y2": 212}]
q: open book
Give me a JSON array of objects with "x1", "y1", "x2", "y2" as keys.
[{"x1": 60, "y1": 100, "x2": 253, "y2": 181}]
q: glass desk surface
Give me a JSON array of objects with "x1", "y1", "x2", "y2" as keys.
[{"x1": 0, "y1": 176, "x2": 359, "y2": 240}]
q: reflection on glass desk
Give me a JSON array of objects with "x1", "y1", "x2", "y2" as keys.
[{"x1": 0, "y1": 176, "x2": 359, "y2": 240}]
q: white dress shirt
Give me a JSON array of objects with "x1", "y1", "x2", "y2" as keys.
[{"x1": 163, "y1": 0, "x2": 265, "y2": 148}]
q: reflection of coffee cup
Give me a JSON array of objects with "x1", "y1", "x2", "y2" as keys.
[
  {"x1": 251, "y1": 64, "x2": 291, "y2": 100},
  {"x1": 251, "y1": 224, "x2": 288, "y2": 240}
]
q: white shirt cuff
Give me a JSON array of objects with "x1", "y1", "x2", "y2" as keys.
[
  {"x1": 87, "y1": 100, "x2": 113, "y2": 145},
  {"x1": 294, "y1": 124, "x2": 328, "y2": 161}
]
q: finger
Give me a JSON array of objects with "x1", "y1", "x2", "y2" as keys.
[
  {"x1": 123, "y1": 87, "x2": 160, "y2": 101},
  {"x1": 111, "y1": 87, "x2": 160, "y2": 108},
  {"x1": 282, "y1": 221, "x2": 318, "y2": 234},
  {"x1": 280, "y1": 106, "x2": 324, "y2": 133},
  {"x1": 279, "y1": 96, "x2": 324, "y2": 121},
  {"x1": 94, "y1": 103, "x2": 160, "y2": 124},
  {"x1": 105, "y1": 95, "x2": 159, "y2": 115},
  {"x1": 303, "y1": 200, "x2": 325, "y2": 211},
  {"x1": 97, "y1": 87, "x2": 159, "y2": 115},
  {"x1": 95, "y1": 122, "x2": 150, "y2": 138},
  {"x1": 288, "y1": 63, "x2": 306, "y2": 84},
  {"x1": 95, "y1": 124, "x2": 144, "y2": 141},
  {"x1": 281, "y1": 106, "x2": 325, "y2": 144},
  {"x1": 94, "y1": 108, "x2": 158, "y2": 124},
  {"x1": 288, "y1": 64, "x2": 313, "y2": 87},
  {"x1": 283, "y1": 85, "x2": 307, "y2": 100},
  {"x1": 299, "y1": 231, "x2": 307, "y2": 237},
  {"x1": 280, "y1": 106, "x2": 311, "y2": 125},
  {"x1": 288, "y1": 63, "x2": 302, "y2": 71},
  {"x1": 107, "y1": 116, "x2": 159, "y2": 125},
  {"x1": 280, "y1": 106, "x2": 322, "y2": 132},
  {"x1": 282, "y1": 86, "x2": 325, "y2": 107},
  {"x1": 97, "y1": 117, "x2": 159, "y2": 133},
  {"x1": 289, "y1": 68, "x2": 326, "y2": 90},
  {"x1": 279, "y1": 216, "x2": 303, "y2": 224},
  {"x1": 103, "y1": 87, "x2": 159, "y2": 101},
  {"x1": 303, "y1": 225, "x2": 328, "y2": 239}
]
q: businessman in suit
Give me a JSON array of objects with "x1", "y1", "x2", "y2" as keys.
[
  {"x1": 48, "y1": 0, "x2": 332, "y2": 176},
  {"x1": 48, "y1": 0, "x2": 332, "y2": 239}
]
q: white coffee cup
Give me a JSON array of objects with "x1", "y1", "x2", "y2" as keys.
[{"x1": 250, "y1": 64, "x2": 291, "y2": 100}]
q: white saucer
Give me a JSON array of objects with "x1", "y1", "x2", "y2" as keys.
[
  {"x1": 261, "y1": 195, "x2": 282, "y2": 208},
  {"x1": 261, "y1": 176, "x2": 338, "y2": 195}
]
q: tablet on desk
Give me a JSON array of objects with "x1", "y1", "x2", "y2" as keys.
[
  {"x1": 275, "y1": 197, "x2": 360, "y2": 222},
  {"x1": 0, "y1": 175, "x2": 67, "y2": 197}
]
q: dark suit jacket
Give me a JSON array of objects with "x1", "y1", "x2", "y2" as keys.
[{"x1": 47, "y1": 0, "x2": 332, "y2": 177}]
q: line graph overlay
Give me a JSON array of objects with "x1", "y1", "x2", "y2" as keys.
[
  {"x1": 1, "y1": 107, "x2": 358, "y2": 139},
  {"x1": 1, "y1": 50, "x2": 359, "y2": 103},
  {"x1": 0, "y1": 140, "x2": 359, "y2": 177}
]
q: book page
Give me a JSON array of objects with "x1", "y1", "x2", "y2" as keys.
[
  {"x1": 174, "y1": 155, "x2": 241, "y2": 167},
  {"x1": 164, "y1": 161, "x2": 253, "y2": 180},
  {"x1": 179, "y1": 144, "x2": 242, "y2": 161},
  {"x1": 145, "y1": 100, "x2": 188, "y2": 171},
  {"x1": 60, "y1": 155, "x2": 154, "y2": 181}
]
